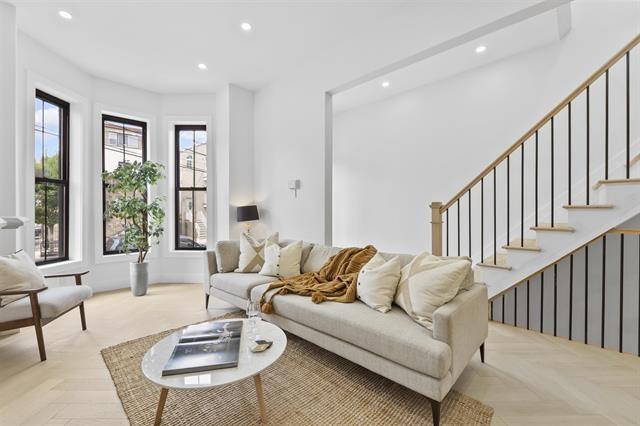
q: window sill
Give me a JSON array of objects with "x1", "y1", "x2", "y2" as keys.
[{"x1": 38, "y1": 258, "x2": 84, "y2": 274}]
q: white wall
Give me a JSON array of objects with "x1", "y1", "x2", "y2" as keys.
[
  {"x1": 332, "y1": 1, "x2": 640, "y2": 254},
  {"x1": 253, "y1": 2, "x2": 540, "y2": 245},
  {"x1": 10, "y1": 32, "x2": 243, "y2": 293}
]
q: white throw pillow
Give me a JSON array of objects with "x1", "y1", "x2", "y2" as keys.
[
  {"x1": 236, "y1": 232, "x2": 278, "y2": 273},
  {"x1": 0, "y1": 251, "x2": 46, "y2": 307},
  {"x1": 260, "y1": 240, "x2": 303, "y2": 278},
  {"x1": 394, "y1": 252, "x2": 471, "y2": 330},
  {"x1": 356, "y1": 253, "x2": 401, "y2": 313}
]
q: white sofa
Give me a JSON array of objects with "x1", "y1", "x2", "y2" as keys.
[{"x1": 204, "y1": 240, "x2": 488, "y2": 425}]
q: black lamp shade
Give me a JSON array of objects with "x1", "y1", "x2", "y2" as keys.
[{"x1": 237, "y1": 205, "x2": 259, "y2": 222}]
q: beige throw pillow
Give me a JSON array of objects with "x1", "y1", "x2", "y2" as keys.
[
  {"x1": 0, "y1": 251, "x2": 46, "y2": 307},
  {"x1": 236, "y1": 232, "x2": 279, "y2": 273},
  {"x1": 394, "y1": 252, "x2": 471, "y2": 330},
  {"x1": 259, "y1": 240, "x2": 303, "y2": 278},
  {"x1": 356, "y1": 253, "x2": 401, "y2": 313}
]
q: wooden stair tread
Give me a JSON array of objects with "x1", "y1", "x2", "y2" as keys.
[
  {"x1": 530, "y1": 223, "x2": 575, "y2": 232},
  {"x1": 502, "y1": 238, "x2": 541, "y2": 251},
  {"x1": 593, "y1": 178, "x2": 640, "y2": 190},
  {"x1": 562, "y1": 204, "x2": 613, "y2": 209},
  {"x1": 478, "y1": 254, "x2": 512, "y2": 270}
]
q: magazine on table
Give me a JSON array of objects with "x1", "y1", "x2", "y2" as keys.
[{"x1": 162, "y1": 320, "x2": 243, "y2": 376}]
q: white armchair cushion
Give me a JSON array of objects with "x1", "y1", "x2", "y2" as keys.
[
  {"x1": 0, "y1": 251, "x2": 45, "y2": 307},
  {"x1": 0, "y1": 285, "x2": 92, "y2": 322}
]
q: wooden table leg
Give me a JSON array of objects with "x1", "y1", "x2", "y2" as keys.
[
  {"x1": 154, "y1": 388, "x2": 168, "y2": 426},
  {"x1": 253, "y1": 374, "x2": 267, "y2": 423}
]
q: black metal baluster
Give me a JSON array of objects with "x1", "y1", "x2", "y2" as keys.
[
  {"x1": 569, "y1": 254, "x2": 574, "y2": 340},
  {"x1": 535, "y1": 131, "x2": 539, "y2": 226},
  {"x1": 586, "y1": 86, "x2": 591, "y2": 205},
  {"x1": 605, "y1": 70, "x2": 609, "y2": 179},
  {"x1": 554, "y1": 264, "x2": 558, "y2": 337},
  {"x1": 446, "y1": 209, "x2": 449, "y2": 256},
  {"x1": 490, "y1": 301, "x2": 494, "y2": 321},
  {"x1": 526, "y1": 279, "x2": 530, "y2": 330},
  {"x1": 481, "y1": 178, "x2": 484, "y2": 262},
  {"x1": 521, "y1": 144, "x2": 524, "y2": 246},
  {"x1": 568, "y1": 103, "x2": 572, "y2": 205},
  {"x1": 551, "y1": 117, "x2": 555, "y2": 227},
  {"x1": 601, "y1": 235, "x2": 606, "y2": 349},
  {"x1": 540, "y1": 271, "x2": 544, "y2": 333},
  {"x1": 468, "y1": 189, "x2": 472, "y2": 258},
  {"x1": 493, "y1": 167, "x2": 497, "y2": 265},
  {"x1": 502, "y1": 294, "x2": 505, "y2": 324},
  {"x1": 619, "y1": 234, "x2": 624, "y2": 353},
  {"x1": 626, "y1": 52, "x2": 630, "y2": 178},
  {"x1": 585, "y1": 245, "x2": 589, "y2": 344},
  {"x1": 514, "y1": 285, "x2": 518, "y2": 327},
  {"x1": 457, "y1": 200, "x2": 461, "y2": 256},
  {"x1": 507, "y1": 155, "x2": 510, "y2": 245}
]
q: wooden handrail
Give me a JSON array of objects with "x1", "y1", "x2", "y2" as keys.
[{"x1": 442, "y1": 33, "x2": 640, "y2": 212}]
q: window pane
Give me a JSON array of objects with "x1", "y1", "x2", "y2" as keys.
[
  {"x1": 34, "y1": 183, "x2": 65, "y2": 261},
  {"x1": 194, "y1": 153, "x2": 206, "y2": 188},
  {"x1": 34, "y1": 183, "x2": 45, "y2": 262},
  {"x1": 179, "y1": 158, "x2": 194, "y2": 188},
  {"x1": 35, "y1": 98, "x2": 43, "y2": 131},
  {"x1": 44, "y1": 133, "x2": 61, "y2": 179},
  {"x1": 193, "y1": 191, "x2": 207, "y2": 247},
  {"x1": 179, "y1": 130, "x2": 194, "y2": 152},
  {"x1": 45, "y1": 184, "x2": 64, "y2": 259},
  {"x1": 43, "y1": 101, "x2": 60, "y2": 135},
  {"x1": 34, "y1": 131, "x2": 43, "y2": 178},
  {"x1": 124, "y1": 123, "x2": 144, "y2": 164},
  {"x1": 104, "y1": 189, "x2": 126, "y2": 253},
  {"x1": 177, "y1": 190, "x2": 195, "y2": 248},
  {"x1": 194, "y1": 130, "x2": 206, "y2": 145}
]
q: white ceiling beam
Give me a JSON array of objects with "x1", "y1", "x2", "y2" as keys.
[
  {"x1": 556, "y1": 3, "x2": 573, "y2": 40},
  {"x1": 328, "y1": 0, "x2": 573, "y2": 95}
]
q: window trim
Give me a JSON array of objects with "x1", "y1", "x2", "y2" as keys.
[
  {"x1": 174, "y1": 124, "x2": 207, "y2": 251},
  {"x1": 101, "y1": 114, "x2": 147, "y2": 256},
  {"x1": 35, "y1": 89, "x2": 70, "y2": 266}
]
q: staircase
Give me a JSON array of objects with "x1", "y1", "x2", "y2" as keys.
[{"x1": 429, "y1": 34, "x2": 640, "y2": 343}]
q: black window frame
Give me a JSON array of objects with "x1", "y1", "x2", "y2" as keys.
[
  {"x1": 34, "y1": 89, "x2": 70, "y2": 266},
  {"x1": 174, "y1": 124, "x2": 207, "y2": 251},
  {"x1": 101, "y1": 114, "x2": 147, "y2": 255}
]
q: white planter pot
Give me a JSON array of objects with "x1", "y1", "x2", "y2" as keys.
[{"x1": 129, "y1": 262, "x2": 149, "y2": 296}]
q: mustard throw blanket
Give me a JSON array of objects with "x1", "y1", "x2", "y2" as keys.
[{"x1": 260, "y1": 245, "x2": 377, "y2": 314}]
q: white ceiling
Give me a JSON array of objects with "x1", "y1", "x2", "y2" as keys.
[
  {"x1": 13, "y1": 1, "x2": 402, "y2": 93},
  {"x1": 11, "y1": 1, "x2": 566, "y2": 96},
  {"x1": 334, "y1": 6, "x2": 566, "y2": 113}
]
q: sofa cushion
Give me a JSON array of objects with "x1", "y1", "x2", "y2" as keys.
[
  {"x1": 301, "y1": 244, "x2": 342, "y2": 273},
  {"x1": 237, "y1": 232, "x2": 279, "y2": 273},
  {"x1": 211, "y1": 273, "x2": 278, "y2": 300},
  {"x1": 252, "y1": 283, "x2": 452, "y2": 379},
  {"x1": 260, "y1": 240, "x2": 303, "y2": 278},
  {"x1": 215, "y1": 240, "x2": 240, "y2": 273},
  {"x1": 378, "y1": 252, "x2": 416, "y2": 268},
  {"x1": 0, "y1": 285, "x2": 92, "y2": 322}
]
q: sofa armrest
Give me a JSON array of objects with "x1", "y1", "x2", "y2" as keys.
[
  {"x1": 432, "y1": 283, "x2": 488, "y2": 380},
  {"x1": 203, "y1": 250, "x2": 218, "y2": 294}
]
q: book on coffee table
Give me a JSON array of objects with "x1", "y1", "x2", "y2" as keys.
[{"x1": 162, "y1": 320, "x2": 243, "y2": 376}]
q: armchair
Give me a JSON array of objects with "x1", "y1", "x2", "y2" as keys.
[{"x1": 0, "y1": 271, "x2": 92, "y2": 361}]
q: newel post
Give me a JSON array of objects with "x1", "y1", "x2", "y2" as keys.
[{"x1": 430, "y1": 202, "x2": 443, "y2": 256}]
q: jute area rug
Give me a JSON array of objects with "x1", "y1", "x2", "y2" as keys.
[{"x1": 101, "y1": 311, "x2": 493, "y2": 425}]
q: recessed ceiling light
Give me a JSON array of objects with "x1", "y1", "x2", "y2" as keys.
[
  {"x1": 198, "y1": 63, "x2": 207, "y2": 70},
  {"x1": 475, "y1": 45, "x2": 487, "y2": 54},
  {"x1": 381, "y1": 81, "x2": 390, "y2": 88},
  {"x1": 58, "y1": 10, "x2": 73, "y2": 20},
  {"x1": 240, "y1": 22, "x2": 252, "y2": 32}
]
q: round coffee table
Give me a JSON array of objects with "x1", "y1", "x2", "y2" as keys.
[{"x1": 141, "y1": 318, "x2": 287, "y2": 425}]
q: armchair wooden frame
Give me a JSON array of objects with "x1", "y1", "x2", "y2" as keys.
[{"x1": 0, "y1": 271, "x2": 89, "y2": 361}]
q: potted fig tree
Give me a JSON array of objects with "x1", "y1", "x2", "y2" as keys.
[{"x1": 103, "y1": 161, "x2": 165, "y2": 296}]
